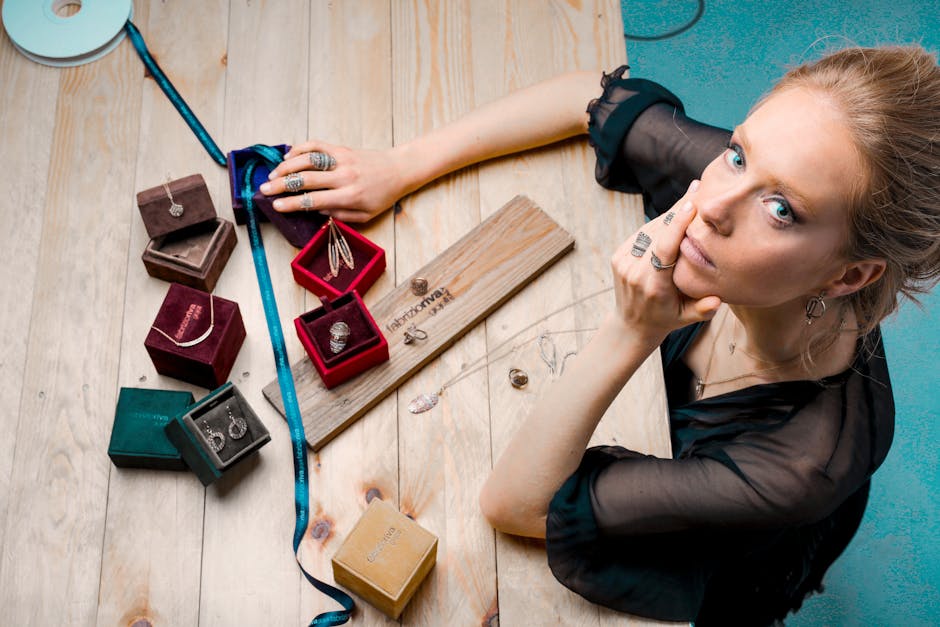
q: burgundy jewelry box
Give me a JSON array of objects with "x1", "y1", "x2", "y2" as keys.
[
  {"x1": 227, "y1": 144, "x2": 325, "y2": 247},
  {"x1": 291, "y1": 219, "x2": 386, "y2": 299},
  {"x1": 137, "y1": 174, "x2": 237, "y2": 293},
  {"x1": 145, "y1": 283, "x2": 246, "y2": 389},
  {"x1": 295, "y1": 291, "x2": 389, "y2": 389}
]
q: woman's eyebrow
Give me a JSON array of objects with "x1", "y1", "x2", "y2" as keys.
[{"x1": 736, "y1": 126, "x2": 815, "y2": 216}]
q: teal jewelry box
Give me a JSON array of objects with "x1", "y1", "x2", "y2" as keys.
[
  {"x1": 107, "y1": 387, "x2": 195, "y2": 470},
  {"x1": 164, "y1": 382, "x2": 271, "y2": 486}
]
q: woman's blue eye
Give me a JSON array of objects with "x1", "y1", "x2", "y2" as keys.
[
  {"x1": 766, "y1": 198, "x2": 795, "y2": 225},
  {"x1": 724, "y1": 144, "x2": 745, "y2": 169}
]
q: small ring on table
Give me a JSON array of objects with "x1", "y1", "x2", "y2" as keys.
[
  {"x1": 309, "y1": 151, "x2": 336, "y2": 171},
  {"x1": 300, "y1": 192, "x2": 314, "y2": 210},
  {"x1": 284, "y1": 172, "x2": 305, "y2": 192},
  {"x1": 630, "y1": 231, "x2": 652, "y2": 257},
  {"x1": 650, "y1": 252, "x2": 677, "y2": 271},
  {"x1": 328, "y1": 321, "x2": 350, "y2": 354}
]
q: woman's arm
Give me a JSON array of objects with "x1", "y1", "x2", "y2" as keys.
[
  {"x1": 479, "y1": 183, "x2": 720, "y2": 538},
  {"x1": 262, "y1": 70, "x2": 602, "y2": 222}
]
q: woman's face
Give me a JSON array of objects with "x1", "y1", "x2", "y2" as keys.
[{"x1": 673, "y1": 86, "x2": 865, "y2": 307}]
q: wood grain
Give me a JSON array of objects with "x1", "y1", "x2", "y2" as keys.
[{"x1": 263, "y1": 196, "x2": 575, "y2": 450}]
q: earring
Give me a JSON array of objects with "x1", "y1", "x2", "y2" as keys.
[
  {"x1": 226, "y1": 404, "x2": 248, "y2": 440},
  {"x1": 805, "y1": 291, "x2": 827, "y2": 325},
  {"x1": 202, "y1": 422, "x2": 226, "y2": 452}
]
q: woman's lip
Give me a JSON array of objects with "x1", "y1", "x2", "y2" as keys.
[{"x1": 680, "y1": 235, "x2": 714, "y2": 268}]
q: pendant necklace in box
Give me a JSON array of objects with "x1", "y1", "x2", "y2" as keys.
[
  {"x1": 150, "y1": 295, "x2": 215, "y2": 348},
  {"x1": 407, "y1": 286, "x2": 613, "y2": 413},
  {"x1": 162, "y1": 176, "x2": 185, "y2": 217}
]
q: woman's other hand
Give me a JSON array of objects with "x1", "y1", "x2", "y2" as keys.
[
  {"x1": 260, "y1": 141, "x2": 407, "y2": 223},
  {"x1": 610, "y1": 180, "x2": 721, "y2": 342}
]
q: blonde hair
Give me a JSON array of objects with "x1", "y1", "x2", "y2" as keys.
[{"x1": 769, "y1": 46, "x2": 940, "y2": 337}]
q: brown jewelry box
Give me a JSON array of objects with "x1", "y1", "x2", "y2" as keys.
[
  {"x1": 137, "y1": 174, "x2": 237, "y2": 293},
  {"x1": 332, "y1": 498, "x2": 437, "y2": 619}
]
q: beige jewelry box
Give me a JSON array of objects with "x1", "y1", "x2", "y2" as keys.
[{"x1": 331, "y1": 498, "x2": 437, "y2": 619}]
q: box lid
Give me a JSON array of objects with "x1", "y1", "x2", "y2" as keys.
[
  {"x1": 137, "y1": 174, "x2": 217, "y2": 239},
  {"x1": 108, "y1": 387, "x2": 195, "y2": 466}
]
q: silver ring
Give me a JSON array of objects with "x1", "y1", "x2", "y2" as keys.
[
  {"x1": 630, "y1": 231, "x2": 652, "y2": 257},
  {"x1": 650, "y1": 252, "x2": 677, "y2": 271},
  {"x1": 300, "y1": 192, "x2": 314, "y2": 210},
  {"x1": 284, "y1": 172, "x2": 305, "y2": 192},
  {"x1": 329, "y1": 321, "x2": 350, "y2": 354},
  {"x1": 403, "y1": 324, "x2": 428, "y2": 345},
  {"x1": 309, "y1": 151, "x2": 336, "y2": 171}
]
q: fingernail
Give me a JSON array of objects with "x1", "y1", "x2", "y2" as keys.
[
  {"x1": 681, "y1": 200, "x2": 693, "y2": 213},
  {"x1": 272, "y1": 199, "x2": 283, "y2": 210},
  {"x1": 260, "y1": 183, "x2": 271, "y2": 193},
  {"x1": 689, "y1": 179, "x2": 700, "y2": 193},
  {"x1": 267, "y1": 171, "x2": 277, "y2": 181}
]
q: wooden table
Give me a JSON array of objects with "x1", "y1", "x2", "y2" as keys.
[{"x1": 0, "y1": 1, "x2": 677, "y2": 624}]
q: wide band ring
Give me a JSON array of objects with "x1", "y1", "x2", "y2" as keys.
[
  {"x1": 630, "y1": 231, "x2": 652, "y2": 257},
  {"x1": 329, "y1": 321, "x2": 350, "y2": 354},
  {"x1": 309, "y1": 151, "x2": 336, "y2": 171},
  {"x1": 284, "y1": 172, "x2": 305, "y2": 192},
  {"x1": 650, "y1": 252, "x2": 677, "y2": 271},
  {"x1": 300, "y1": 192, "x2": 314, "y2": 210}
]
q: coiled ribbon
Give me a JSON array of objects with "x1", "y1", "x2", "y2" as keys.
[{"x1": 125, "y1": 21, "x2": 353, "y2": 626}]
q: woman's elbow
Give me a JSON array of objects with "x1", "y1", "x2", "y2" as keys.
[{"x1": 479, "y1": 481, "x2": 546, "y2": 538}]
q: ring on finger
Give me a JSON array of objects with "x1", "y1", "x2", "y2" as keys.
[
  {"x1": 284, "y1": 172, "x2": 305, "y2": 192},
  {"x1": 300, "y1": 192, "x2": 314, "y2": 210},
  {"x1": 651, "y1": 252, "x2": 677, "y2": 271},
  {"x1": 309, "y1": 151, "x2": 336, "y2": 171},
  {"x1": 630, "y1": 231, "x2": 652, "y2": 257}
]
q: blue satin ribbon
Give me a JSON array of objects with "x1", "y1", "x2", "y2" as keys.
[{"x1": 124, "y1": 21, "x2": 353, "y2": 625}]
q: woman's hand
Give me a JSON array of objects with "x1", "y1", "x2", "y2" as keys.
[
  {"x1": 259, "y1": 140, "x2": 408, "y2": 223},
  {"x1": 610, "y1": 180, "x2": 722, "y2": 343}
]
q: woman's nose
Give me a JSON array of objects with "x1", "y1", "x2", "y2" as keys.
[{"x1": 695, "y1": 181, "x2": 746, "y2": 235}]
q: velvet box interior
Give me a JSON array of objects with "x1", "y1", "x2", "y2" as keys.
[
  {"x1": 107, "y1": 387, "x2": 195, "y2": 470},
  {"x1": 291, "y1": 219, "x2": 386, "y2": 299},
  {"x1": 137, "y1": 174, "x2": 237, "y2": 293},
  {"x1": 145, "y1": 283, "x2": 246, "y2": 389},
  {"x1": 295, "y1": 291, "x2": 389, "y2": 389},
  {"x1": 227, "y1": 144, "x2": 325, "y2": 247},
  {"x1": 164, "y1": 382, "x2": 271, "y2": 486},
  {"x1": 332, "y1": 498, "x2": 438, "y2": 619}
]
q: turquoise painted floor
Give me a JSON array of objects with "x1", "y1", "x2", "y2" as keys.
[{"x1": 619, "y1": 1, "x2": 940, "y2": 624}]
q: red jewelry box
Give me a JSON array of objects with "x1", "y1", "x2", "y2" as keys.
[
  {"x1": 294, "y1": 291, "x2": 389, "y2": 389},
  {"x1": 291, "y1": 219, "x2": 386, "y2": 299},
  {"x1": 145, "y1": 284, "x2": 246, "y2": 389},
  {"x1": 227, "y1": 144, "x2": 325, "y2": 248},
  {"x1": 137, "y1": 174, "x2": 237, "y2": 293}
]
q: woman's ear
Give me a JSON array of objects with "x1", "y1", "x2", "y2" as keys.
[{"x1": 824, "y1": 259, "x2": 887, "y2": 298}]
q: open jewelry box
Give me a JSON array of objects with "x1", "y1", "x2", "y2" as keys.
[
  {"x1": 291, "y1": 218, "x2": 386, "y2": 299},
  {"x1": 107, "y1": 387, "x2": 195, "y2": 470},
  {"x1": 295, "y1": 291, "x2": 389, "y2": 389},
  {"x1": 145, "y1": 283, "x2": 246, "y2": 389},
  {"x1": 227, "y1": 144, "x2": 325, "y2": 248},
  {"x1": 137, "y1": 173, "x2": 237, "y2": 293},
  {"x1": 164, "y1": 382, "x2": 271, "y2": 486}
]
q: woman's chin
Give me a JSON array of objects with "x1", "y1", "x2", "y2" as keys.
[{"x1": 672, "y1": 265, "x2": 715, "y2": 301}]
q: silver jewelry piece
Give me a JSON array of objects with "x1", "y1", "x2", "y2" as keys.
[
  {"x1": 226, "y1": 404, "x2": 248, "y2": 440},
  {"x1": 162, "y1": 181, "x2": 184, "y2": 217},
  {"x1": 203, "y1": 422, "x2": 225, "y2": 453},
  {"x1": 805, "y1": 292, "x2": 827, "y2": 325},
  {"x1": 300, "y1": 192, "x2": 314, "y2": 210},
  {"x1": 408, "y1": 392, "x2": 439, "y2": 414},
  {"x1": 663, "y1": 211, "x2": 676, "y2": 226},
  {"x1": 508, "y1": 368, "x2": 529, "y2": 389},
  {"x1": 284, "y1": 172, "x2": 305, "y2": 192},
  {"x1": 630, "y1": 231, "x2": 652, "y2": 257},
  {"x1": 403, "y1": 324, "x2": 428, "y2": 345},
  {"x1": 308, "y1": 151, "x2": 336, "y2": 171},
  {"x1": 410, "y1": 277, "x2": 429, "y2": 296},
  {"x1": 650, "y1": 252, "x2": 677, "y2": 271},
  {"x1": 329, "y1": 321, "x2": 350, "y2": 354}
]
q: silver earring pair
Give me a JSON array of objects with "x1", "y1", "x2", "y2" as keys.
[{"x1": 201, "y1": 405, "x2": 248, "y2": 453}]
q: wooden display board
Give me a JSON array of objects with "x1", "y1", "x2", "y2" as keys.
[{"x1": 263, "y1": 195, "x2": 575, "y2": 450}]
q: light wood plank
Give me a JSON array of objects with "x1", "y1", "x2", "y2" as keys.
[
  {"x1": 0, "y1": 21, "x2": 59, "y2": 568},
  {"x1": 95, "y1": 2, "x2": 228, "y2": 624},
  {"x1": 296, "y1": 2, "x2": 399, "y2": 624},
  {"x1": 0, "y1": 16, "x2": 145, "y2": 625}
]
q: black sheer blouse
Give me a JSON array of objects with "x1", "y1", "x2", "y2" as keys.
[{"x1": 545, "y1": 68, "x2": 895, "y2": 626}]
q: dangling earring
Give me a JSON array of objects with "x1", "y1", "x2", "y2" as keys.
[
  {"x1": 805, "y1": 291, "x2": 827, "y2": 325},
  {"x1": 203, "y1": 422, "x2": 226, "y2": 452}
]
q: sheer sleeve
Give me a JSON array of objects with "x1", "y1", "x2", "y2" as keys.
[{"x1": 587, "y1": 66, "x2": 732, "y2": 219}]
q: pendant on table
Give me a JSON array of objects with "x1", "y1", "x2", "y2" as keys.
[{"x1": 407, "y1": 392, "x2": 439, "y2": 414}]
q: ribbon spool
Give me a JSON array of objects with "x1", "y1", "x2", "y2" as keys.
[{"x1": 2, "y1": 0, "x2": 133, "y2": 68}]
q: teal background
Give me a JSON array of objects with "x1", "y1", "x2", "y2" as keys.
[{"x1": 618, "y1": 1, "x2": 939, "y2": 624}]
